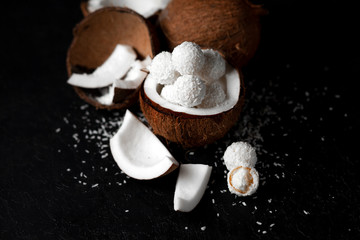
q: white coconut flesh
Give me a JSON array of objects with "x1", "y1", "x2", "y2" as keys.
[
  {"x1": 144, "y1": 63, "x2": 240, "y2": 116},
  {"x1": 174, "y1": 164, "x2": 212, "y2": 212},
  {"x1": 67, "y1": 44, "x2": 137, "y2": 89},
  {"x1": 110, "y1": 110, "x2": 179, "y2": 180},
  {"x1": 88, "y1": 0, "x2": 171, "y2": 18}
]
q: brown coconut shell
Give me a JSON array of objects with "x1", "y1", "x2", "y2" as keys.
[
  {"x1": 159, "y1": 0, "x2": 268, "y2": 68},
  {"x1": 80, "y1": 0, "x2": 89, "y2": 17},
  {"x1": 66, "y1": 7, "x2": 159, "y2": 110},
  {"x1": 139, "y1": 71, "x2": 245, "y2": 148}
]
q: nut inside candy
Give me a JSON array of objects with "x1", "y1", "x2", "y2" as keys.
[{"x1": 228, "y1": 166, "x2": 259, "y2": 196}]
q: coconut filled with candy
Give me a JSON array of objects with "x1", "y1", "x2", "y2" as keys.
[{"x1": 140, "y1": 42, "x2": 245, "y2": 148}]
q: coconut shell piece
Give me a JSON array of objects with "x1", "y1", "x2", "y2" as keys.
[
  {"x1": 80, "y1": 0, "x2": 89, "y2": 17},
  {"x1": 159, "y1": 0, "x2": 268, "y2": 68},
  {"x1": 139, "y1": 71, "x2": 245, "y2": 149},
  {"x1": 66, "y1": 7, "x2": 159, "y2": 110}
]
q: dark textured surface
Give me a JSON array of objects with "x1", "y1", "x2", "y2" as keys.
[{"x1": 0, "y1": 1, "x2": 359, "y2": 239}]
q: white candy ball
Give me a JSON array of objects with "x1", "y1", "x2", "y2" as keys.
[
  {"x1": 160, "y1": 84, "x2": 179, "y2": 104},
  {"x1": 148, "y1": 51, "x2": 179, "y2": 85},
  {"x1": 198, "y1": 80, "x2": 226, "y2": 108},
  {"x1": 223, "y1": 141, "x2": 257, "y2": 170},
  {"x1": 198, "y1": 49, "x2": 226, "y2": 84},
  {"x1": 173, "y1": 75, "x2": 206, "y2": 107},
  {"x1": 172, "y1": 42, "x2": 205, "y2": 75}
]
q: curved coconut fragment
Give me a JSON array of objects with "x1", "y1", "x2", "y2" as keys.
[
  {"x1": 82, "y1": 0, "x2": 171, "y2": 18},
  {"x1": 110, "y1": 110, "x2": 179, "y2": 180},
  {"x1": 174, "y1": 164, "x2": 212, "y2": 212},
  {"x1": 140, "y1": 61, "x2": 245, "y2": 148},
  {"x1": 66, "y1": 7, "x2": 159, "y2": 110},
  {"x1": 67, "y1": 44, "x2": 137, "y2": 89}
]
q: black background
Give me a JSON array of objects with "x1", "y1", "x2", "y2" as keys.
[{"x1": 1, "y1": 0, "x2": 359, "y2": 239}]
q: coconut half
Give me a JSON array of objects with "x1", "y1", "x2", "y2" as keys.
[
  {"x1": 140, "y1": 62, "x2": 245, "y2": 148},
  {"x1": 110, "y1": 110, "x2": 179, "y2": 180},
  {"x1": 66, "y1": 7, "x2": 159, "y2": 109},
  {"x1": 174, "y1": 164, "x2": 212, "y2": 212}
]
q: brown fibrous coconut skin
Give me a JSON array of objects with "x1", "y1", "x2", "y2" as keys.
[
  {"x1": 139, "y1": 71, "x2": 245, "y2": 149},
  {"x1": 159, "y1": 0, "x2": 267, "y2": 68},
  {"x1": 66, "y1": 7, "x2": 159, "y2": 110}
]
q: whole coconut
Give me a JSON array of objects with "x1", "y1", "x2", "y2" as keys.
[{"x1": 159, "y1": 0, "x2": 267, "y2": 68}]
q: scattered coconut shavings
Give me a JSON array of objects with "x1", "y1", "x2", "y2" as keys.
[{"x1": 59, "y1": 62, "x2": 343, "y2": 234}]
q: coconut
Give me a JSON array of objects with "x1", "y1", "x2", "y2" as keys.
[
  {"x1": 110, "y1": 110, "x2": 179, "y2": 180},
  {"x1": 140, "y1": 59, "x2": 245, "y2": 148},
  {"x1": 66, "y1": 7, "x2": 159, "y2": 110},
  {"x1": 159, "y1": 0, "x2": 267, "y2": 68}
]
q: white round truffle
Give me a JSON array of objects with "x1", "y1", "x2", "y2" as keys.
[
  {"x1": 198, "y1": 49, "x2": 226, "y2": 84},
  {"x1": 198, "y1": 80, "x2": 226, "y2": 108},
  {"x1": 173, "y1": 75, "x2": 206, "y2": 107},
  {"x1": 227, "y1": 166, "x2": 259, "y2": 197},
  {"x1": 160, "y1": 84, "x2": 179, "y2": 105},
  {"x1": 148, "y1": 51, "x2": 179, "y2": 85},
  {"x1": 172, "y1": 42, "x2": 205, "y2": 75},
  {"x1": 223, "y1": 141, "x2": 257, "y2": 170}
]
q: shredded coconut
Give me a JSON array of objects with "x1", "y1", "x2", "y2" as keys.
[
  {"x1": 198, "y1": 49, "x2": 226, "y2": 84},
  {"x1": 173, "y1": 75, "x2": 206, "y2": 107},
  {"x1": 223, "y1": 141, "x2": 257, "y2": 170},
  {"x1": 148, "y1": 51, "x2": 179, "y2": 85},
  {"x1": 172, "y1": 42, "x2": 205, "y2": 75}
]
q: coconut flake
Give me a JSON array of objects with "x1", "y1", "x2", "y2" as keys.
[
  {"x1": 174, "y1": 164, "x2": 212, "y2": 212},
  {"x1": 67, "y1": 44, "x2": 137, "y2": 89},
  {"x1": 110, "y1": 110, "x2": 179, "y2": 180},
  {"x1": 172, "y1": 42, "x2": 205, "y2": 75},
  {"x1": 95, "y1": 85, "x2": 115, "y2": 105}
]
